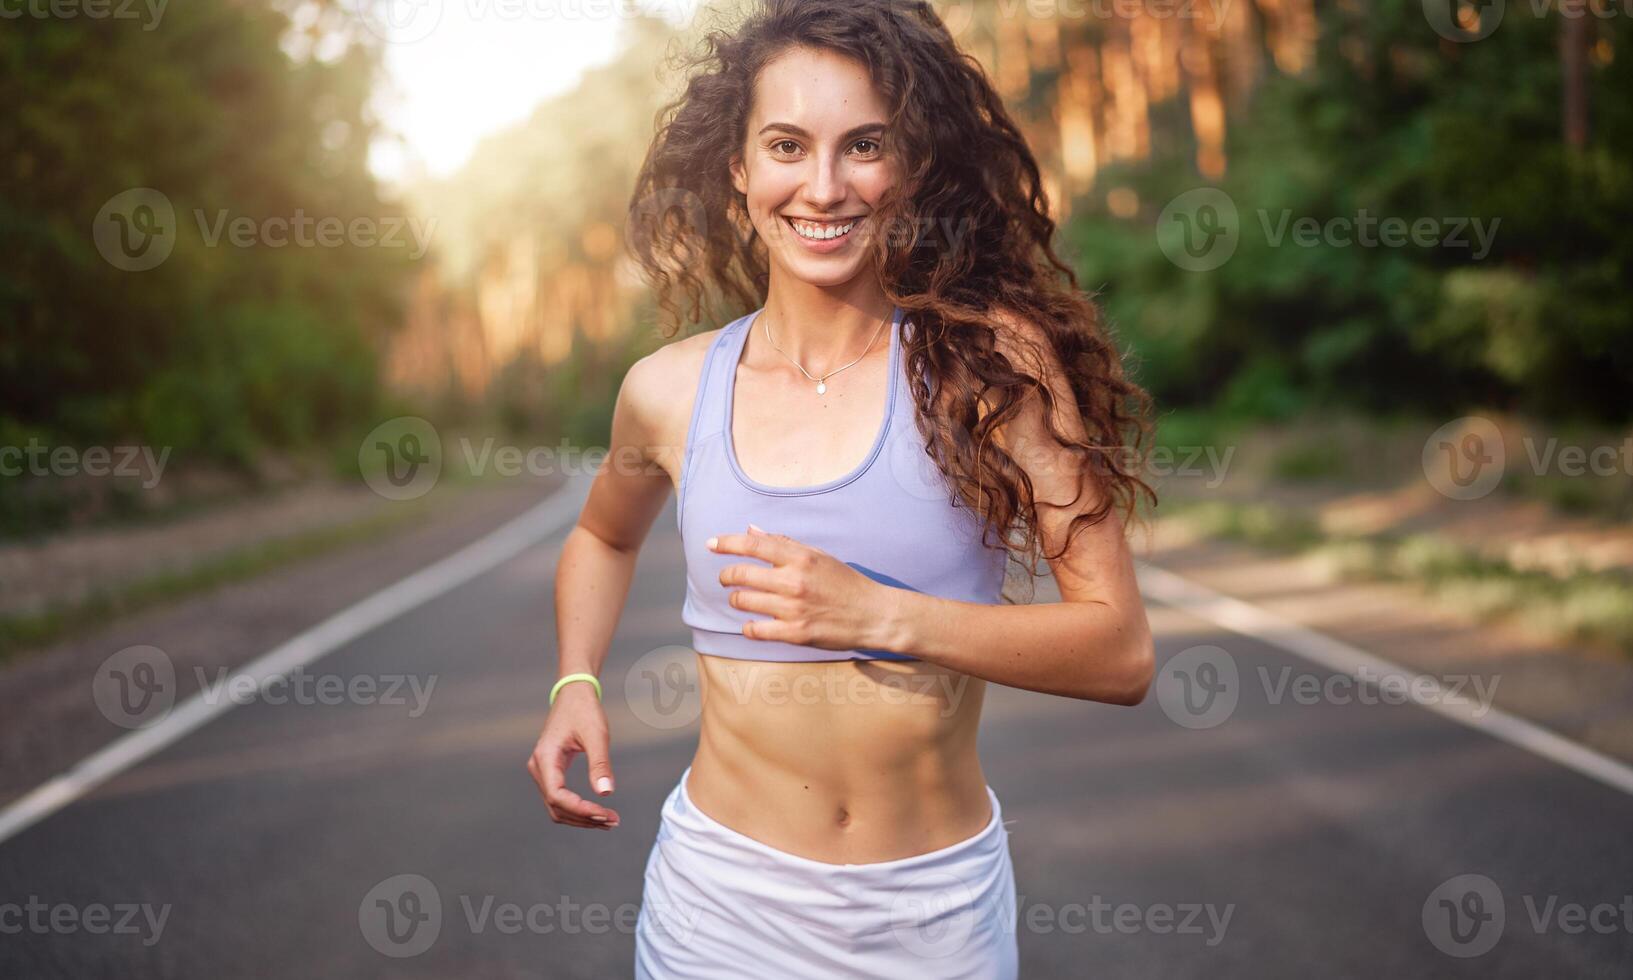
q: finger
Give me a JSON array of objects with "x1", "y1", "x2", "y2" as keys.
[
  {"x1": 740, "y1": 614, "x2": 796, "y2": 643},
  {"x1": 750, "y1": 524, "x2": 800, "y2": 546},
  {"x1": 728, "y1": 587, "x2": 792, "y2": 620},
  {"x1": 543, "y1": 740, "x2": 620, "y2": 825},
  {"x1": 529, "y1": 751, "x2": 594, "y2": 825},
  {"x1": 719, "y1": 561, "x2": 786, "y2": 593},
  {"x1": 582, "y1": 724, "x2": 616, "y2": 798},
  {"x1": 707, "y1": 531, "x2": 787, "y2": 565},
  {"x1": 526, "y1": 753, "x2": 597, "y2": 827}
]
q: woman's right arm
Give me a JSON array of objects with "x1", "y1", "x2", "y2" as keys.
[{"x1": 526, "y1": 350, "x2": 680, "y2": 831}]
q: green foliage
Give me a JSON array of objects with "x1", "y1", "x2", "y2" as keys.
[
  {"x1": 0, "y1": 6, "x2": 411, "y2": 465},
  {"x1": 1074, "y1": 0, "x2": 1633, "y2": 424}
]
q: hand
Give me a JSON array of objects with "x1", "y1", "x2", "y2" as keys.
[
  {"x1": 525, "y1": 682, "x2": 620, "y2": 830},
  {"x1": 707, "y1": 523, "x2": 895, "y2": 652}
]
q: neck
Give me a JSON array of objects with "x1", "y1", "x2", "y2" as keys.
[{"x1": 759, "y1": 281, "x2": 895, "y2": 371}]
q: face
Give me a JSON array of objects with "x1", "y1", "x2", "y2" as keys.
[{"x1": 729, "y1": 45, "x2": 898, "y2": 288}]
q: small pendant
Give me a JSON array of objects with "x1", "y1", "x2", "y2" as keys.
[{"x1": 816, "y1": 381, "x2": 827, "y2": 395}]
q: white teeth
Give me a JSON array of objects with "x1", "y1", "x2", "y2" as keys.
[{"x1": 790, "y1": 218, "x2": 857, "y2": 241}]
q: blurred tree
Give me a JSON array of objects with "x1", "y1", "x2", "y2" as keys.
[{"x1": 0, "y1": 1, "x2": 413, "y2": 469}]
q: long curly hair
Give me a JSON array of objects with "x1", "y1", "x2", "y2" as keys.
[{"x1": 626, "y1": 0, "x2": 1155, "y2": 595}]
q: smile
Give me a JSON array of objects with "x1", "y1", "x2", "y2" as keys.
[{"x1": 784, "y1": 215, "x2": 864, "y2": 242}]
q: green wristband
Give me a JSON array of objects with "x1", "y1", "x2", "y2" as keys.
[{"x1": 550, "y1": 672, "x2": 602, "y2": 706}]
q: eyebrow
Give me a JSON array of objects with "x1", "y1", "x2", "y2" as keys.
[{"x1": 757, "y1": 122, "x2": 886, "y2": 141}]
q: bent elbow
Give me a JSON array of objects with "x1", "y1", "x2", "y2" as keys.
[{"x1": 1103, "y1": 631, "x2": 1154, "y2": 707}]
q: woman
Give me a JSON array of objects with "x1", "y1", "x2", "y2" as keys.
[{"x1": 525, "y1": 0, "x2": 1157, "y2": 975}]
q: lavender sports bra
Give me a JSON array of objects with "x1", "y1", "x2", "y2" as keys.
[{"x1": 676, "y1": 305, "x2": 1008, "y2": 662}]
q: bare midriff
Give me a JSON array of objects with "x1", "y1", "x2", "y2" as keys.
[{"x1": 685, "y1": 652, "x2": 995, "y2": 865}]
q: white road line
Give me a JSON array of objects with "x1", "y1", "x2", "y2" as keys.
[
  {"x1": 0, "y1": 478, "x2": 589, "y2": 846},
  {"x1": 1138, "y1": 562, "x2": 1633, "y2": 798}
]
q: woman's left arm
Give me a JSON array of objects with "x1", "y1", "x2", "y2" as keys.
[
  {"x1": 711, "y1": 309, "x2": 1154, "y2": 705},
  {"x1": 877, "y1": 310, "x2": 1152, "y2": 704}
]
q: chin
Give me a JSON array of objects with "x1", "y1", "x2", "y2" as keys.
[{"x1": 773, "y1": 252, "x2": 869, "y2": 288}]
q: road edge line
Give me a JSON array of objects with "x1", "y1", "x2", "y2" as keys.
[
  {"x1": 1137, "y1": 562, "x2": 1633, "y2": 797},
  {"x1": 0, "y1": 478, "x2": 588, "y2": 846}
]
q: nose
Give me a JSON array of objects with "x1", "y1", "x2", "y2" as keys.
[{"x1": 801, "y1": 151, "x2": 848, "y2": 211}]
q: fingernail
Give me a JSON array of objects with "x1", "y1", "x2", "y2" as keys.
[
  {"x1": 596, "y1": 777, "x2": 613, "y2": 794},
  {"x1": 748, "y1": 523, "x2": 765, "y2": 533},
  {"x1": 706, "y1": 536, "x2": 718, "y2": 549},
  {"x1": 591, "y1": 815, "x2": 608, "y2": 822}
]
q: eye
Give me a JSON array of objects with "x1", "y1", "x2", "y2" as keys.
[
  {"x1": 770, "y1": 139, "x2": 801, "y2": 156},
  {"x1": 852, "y1": 138, "x2": 882, "y2": 157}
]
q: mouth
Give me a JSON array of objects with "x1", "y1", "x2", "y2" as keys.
[{"x1": 782, "y1": 214, "x2": 865, "y2": 244}]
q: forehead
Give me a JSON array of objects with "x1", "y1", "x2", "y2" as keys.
[{"x1": 749, "y1": 45, "x2": 889, "y2": 131}]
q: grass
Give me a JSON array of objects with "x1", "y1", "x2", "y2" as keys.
[
  {"x1": 0, "y1": 488, "x2": 455, "y2": 666},
  {"x1": 1162, "y1": 498, "x2": 1633, "y2": 656}
]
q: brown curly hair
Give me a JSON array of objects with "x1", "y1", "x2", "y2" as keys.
[{"x1": 626, "y1": 0, "x2": 1155, "y2": 596}]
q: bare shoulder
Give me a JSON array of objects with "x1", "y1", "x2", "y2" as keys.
[
  {"x1": 620, "y1": 326, "x2": 726, "y2": 475},
  {"x1": 984, "y1": 305, "x2": 1086, "y2": 444},
  {"x1": 989, "y1": 306, "x2": 1064, "y2": 382}
]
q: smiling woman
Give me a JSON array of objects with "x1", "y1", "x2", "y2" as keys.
[{"x1": 525, "y1": 1, "x2": 1158, "y2": 976}]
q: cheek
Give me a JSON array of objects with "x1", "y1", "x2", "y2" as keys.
[
  {"x1": 854, "y1": 164, "x2": 899, "y2": 207},
  {"x1": 743, "y1": 164, "x2": 797, "y2": 214}
]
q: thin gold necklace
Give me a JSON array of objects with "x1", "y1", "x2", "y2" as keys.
[{"x1": 761, "y1": 308, "x2": 890, "y2": 396}]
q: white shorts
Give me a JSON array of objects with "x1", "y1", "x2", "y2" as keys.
[{"x1": 634, "y1": 766, "x2": 1019, "y2": 979}]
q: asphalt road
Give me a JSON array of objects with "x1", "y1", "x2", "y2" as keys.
[{"x1": 3, "y1": 482, "x2": 1631, "y2": 978}]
